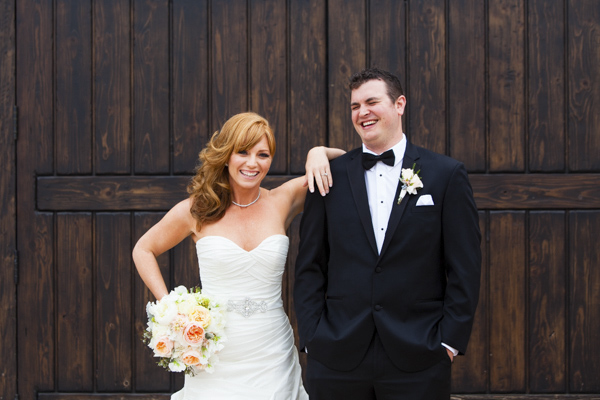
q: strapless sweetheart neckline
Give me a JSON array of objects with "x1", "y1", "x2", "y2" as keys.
[{"x1": 196, "y1": 234, "x2": 288, "y2": 253}]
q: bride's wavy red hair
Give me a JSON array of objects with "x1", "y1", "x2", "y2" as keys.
[{"x1": 187, "y1": 112, "x2": 276, "y2": 231}]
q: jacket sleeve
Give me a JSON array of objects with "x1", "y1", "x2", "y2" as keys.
[
  {"x1": 294, "y1": 188, "x2": 329, "y2": 350},
  {"x1": 439, "y1": 162, "x2": 482, "y2": 354}
]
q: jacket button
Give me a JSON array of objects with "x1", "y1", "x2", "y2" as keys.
[
  {"x1": 375, "y1": 267, "x2": 382, "y2": 273},
  {"x1": 374, "y1": 304, "x2": 382, "y2": 311}
]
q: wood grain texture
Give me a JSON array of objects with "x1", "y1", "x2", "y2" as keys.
[
  {"x1": 452, "y1": 211, "x2": 489, "y2": 392},
  {"x1": 96, "y1": 213, "x2": 133, "y2": 391},
  {"x1": 489, "y1": 211, "x2": 526, "y2": 392},
  {"x1": 133, "y1": 213, "x2": 172, "y2": 391},
  {"x1": 211, "y1": 0, "x2": 248, "y2": 129},
  {"x1": 36, "y1": 395, "x2": 600, "y2": 400},
  {"x1": 250, "y1": 0, "x2": 287, "y2": 173},
  {"x1": 568, "y1": 0, "x2": 600, "y2": 172},
  {"x1": 133, "y1": 0, "x2": 169, "y2": 173},
  {"x1": 289, "y1": 0, "x2": 327, "y2": 174},
  {"x1": 489, "y1": 0, "x2": 525, "y2": 171},
  {"x1": 448, "y1": 0, "x2": 486, "y2": 171},
  {"x1": 569, "y1": 211, "x2": 600, "y2": 392},
  {"x1": 56, "y1": 0, "x2": 92, "y2": 174},
  {"x1": 94, "y1": 0, "x2": 131, "y2": 174},
  {"x1": 56, "y1": 213, "x2": 93, "y2": 391},
  {"x1": 529, "y1": 212, "x2": 566, "y2": 392},
  {"x1": 0, "y1": 0, "x2": 16, "y2": 397},
  {"x1": 37, "y1": 174, "x2": 600, "y2": 211},
  {"x1": 328, "y1": 0, "x2": 366, "y2": 151},
  {"x1": 172, "y1": 0, "x2": 208, "y2": 174},
  {"x1": 528, "y1": 0, "x2": 565, "y2": 172},
  {"x1": 407, "y1": 0, "x2": 446, "y2": 154}
]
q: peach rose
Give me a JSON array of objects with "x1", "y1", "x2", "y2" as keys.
[
  {"x1": 189, "y1": 306, "x2": 212, "y2": 327},
  {"x1": 152, "y1": 336, "x2": 174, "y2": 357},
  {"x1": 182, "y1": 322, "x2": 205, "y2": 346},
  {"x1": 181, "y1": 349, "x2": 202, "y2": 366}
]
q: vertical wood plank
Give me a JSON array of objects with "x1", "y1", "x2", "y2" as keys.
[
  {"x1": 56, "y1": 213, "x2": 93, "y2": 391},
  {"x1": 16, "y1": 1, "x2": 55, "y2": 398},
  {"x1": 56, "y1": 0, "x2": 92, "y2": 174},
  {"x1": 569, "y1": 211, "x2": 600, "y2": 392},
  {"x1": 94, "y1": 0, "x2": 131, "y2": 174},
  {"x1": 407, "y1": 0, "x2": 446, "y2": 154},
  {"x1": 0, "y1": 0, "x2": 16, "y2": 396},
  {"x1": 96, "y1": 213, "x2": 133, "y2": 391},
  {"x1": 172, "y1": 0, "x2": 208, "y2": 174},
  {"x1": 529, "y1": 211, "x2": 566, "y2": 392},
  {"x1": 448, "y1": 0, "x2": 486, "y2": 171},
  {"x1": 134, "y1": 0, "x2": 170, "y2": 173},
  {"x1": 452, "y1": 211, "x2": 489, "y2": 392},
  {"x1": 284, "y1": 216, "x2": 305, "y2": 371},
  {"x1": 134, "y1": 212, "x2": 171, "y2": 391},
  {"x1": 250, "y1": 0, "x2": 287, "y2": 173},
  {"x1": 172, "y1": 237, "x2": 200, "y2": 291},
  {"x1": 211, "y1": 0, "x2": 248, "y2": 130},
  {"x1": 489, "y1": 0, "x2": 526, "y2": 171},
  {"x1": 369, "y1": 0, "x2": 407, "y2": 141},
  {"x1": 328, "y1": 0, "x2": 366, "y2": 151},
  {"x1": 568, "y1": 0, "x2": 600, "y2": 171},
  {"x1": 528, "y1": 0, "x2": 565, "y2": 172},
  {"x1": 289, "y1": 0, "x2": 327, "y2": 173},
  {"x1": 489, "y1": 211, "x2": 526, "y2": 391}
]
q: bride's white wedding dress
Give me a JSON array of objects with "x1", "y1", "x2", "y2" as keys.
[{"x1": 172, "y1": 234, "x2": 308, "y2": 400}]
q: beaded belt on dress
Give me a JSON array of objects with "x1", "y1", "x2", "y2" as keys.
[{"x1": 227, "y1": 297, "x2": 269, "y2": 318}]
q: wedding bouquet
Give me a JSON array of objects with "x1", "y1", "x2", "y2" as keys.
[{"x1": 144, "y1": 285, "x2": 226, "y2": 375}]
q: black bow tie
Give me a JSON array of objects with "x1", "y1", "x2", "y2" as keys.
[{"x1": 362, "y1": 150, "x2": 395, "y2": 169}]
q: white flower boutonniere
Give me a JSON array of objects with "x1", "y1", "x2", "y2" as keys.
[{"x1": 397, "y1": 163, "x2": 423, "y2": 204}]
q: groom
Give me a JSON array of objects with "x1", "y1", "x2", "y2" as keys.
[{"x1": 294, "y1": 68, "x2": 481, "y2": 399}]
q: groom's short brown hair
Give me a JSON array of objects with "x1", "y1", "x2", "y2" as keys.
[{"x1": 349, "y1": 67, "x2": 404, "y2": 104}]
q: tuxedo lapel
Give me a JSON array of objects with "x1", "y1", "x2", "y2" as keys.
[
  {"x1": 347, "y1": 151, "x2": 378, "y2": 254},
  {"x1": 379, "y1": 142, "x2": 421, "y2": 257}
]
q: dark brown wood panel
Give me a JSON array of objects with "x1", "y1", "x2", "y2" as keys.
[
  {"x1": 96, "y1": 213, "x2": 133, "y2": 391},
  {"x1": 448, "y1": 0, "x2": 486, "y2": 172},
  {"x1": 172, "y1": 0, "x2": 209, "y2": 174},
  {"x1": 0, "y1": 0, "x2": 16, "y2": 397},
  {"x1": 250, "y1": 0, "x2": 287, "y2": 173},
  {"x1": 133, "y1": 0, "x2": 170, "y2": 174},
  {"x1": 328, "y1": 0, "x2": 366, "y2": 151},
  {"x1": 289, "y1": 0, "x2": 327, "y2": 174},
  {"x1": 528, "y1": 0, "x2": 565, "y2": 172},
  {"x1": 529, "y1": 212, "x2": 566, "y2": 392},
  {"x1": 407, "y1": 0, "x2": 446, "y2": 155},
  {"x1": 56, "y1": 213, "x2": 93, "y2": 391},
  {"x1": 452, "y1": 211, "x2": 489, "y2": 392},
  {"x1": 489, "y1": 0, "x2": 526, "y2": 172},
  {"x1": 489, "y1": 211, "x2": 526, "y2": 392},
  {"x1": 211, "y1": 0, "x2": 248, "y2": 129},
  {"x1": 568, "y1": 0, "x2": 600, "y2": 172},
  {"x1": 56, "y1": 0, "x2": 92, "y2": 175},
  {"x1": 37, "y1": 174, "x2": 600, "y2": 211},
  {"x1": 133, "y1": 213, "x2": 172, "y2": 392},
  {"x1": 569, "y1": 211, "x2": 600, "y2": 392},
  {"x1": 94, "y1": 0, "x2": 131, "y2": 174},
  {"x1": 37, "y1": 395, "x2": 600, "y2": 400}
]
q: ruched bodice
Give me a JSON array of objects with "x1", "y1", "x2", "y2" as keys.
[{"x1": 171, "y1": 234, "x2": 308, "y2": 400}]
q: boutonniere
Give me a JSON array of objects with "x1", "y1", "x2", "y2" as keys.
[{"x1": 397, "y1": 163, "x2": 423, "y2": 204}]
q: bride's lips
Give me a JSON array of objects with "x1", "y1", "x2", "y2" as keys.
[{"x1": 240, "y1": 170, "x2": 259, "y2": 178}]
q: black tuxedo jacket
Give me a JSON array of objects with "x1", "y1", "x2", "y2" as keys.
[{"x1": 294, "y1": 141, "x2": 481, "y2": 372}]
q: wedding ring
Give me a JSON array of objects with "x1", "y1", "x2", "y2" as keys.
[{"x1": 321, "y1": 172, "x2": 328, "y2": 176}]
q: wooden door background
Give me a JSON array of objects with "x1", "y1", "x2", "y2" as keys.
[{"x1": 1, "y1": 0, "x2": 600, "y2": 399}]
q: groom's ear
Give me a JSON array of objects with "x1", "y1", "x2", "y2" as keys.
[{"x1": 395, "y1": 96, "x2": 407, "y2": 116}]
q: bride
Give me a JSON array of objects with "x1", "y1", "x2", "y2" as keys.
[{"x1": 133, "y1": 112, "x2": 344, "y2": 399}]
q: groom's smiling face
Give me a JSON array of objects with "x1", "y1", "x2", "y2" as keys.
[{"x1": 350, "y1": 79, "x2": 406, "y2": 154}]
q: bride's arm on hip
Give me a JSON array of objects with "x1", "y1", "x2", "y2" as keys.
[
  {"x1": 277, "y1": 146, "x2": 345, "y2": 229},
  {"x1": 132, "y1": 198, "x2": 196, "y2": 300}
]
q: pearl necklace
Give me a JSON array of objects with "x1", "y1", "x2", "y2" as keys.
[{"x1": 232, "y1": 190, "x2": 261, "y2": 208}]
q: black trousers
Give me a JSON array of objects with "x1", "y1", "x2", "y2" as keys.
[{"x1": 305, "y1": 333, "x2": 452, "y2": 400}]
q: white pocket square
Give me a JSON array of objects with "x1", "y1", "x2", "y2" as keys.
[{"x1": 416, "y1": 194, "x2": 434, "y2": 206}]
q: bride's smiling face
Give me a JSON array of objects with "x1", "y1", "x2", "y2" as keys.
[{"x1": 227, "y1": 135, "x2": 272, "y2": 190}]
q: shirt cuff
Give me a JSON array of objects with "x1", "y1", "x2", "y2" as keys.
[{"x1": 441, "y1": 342, "x2": 459, "y2": 356}]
